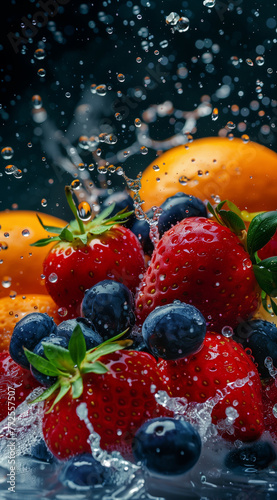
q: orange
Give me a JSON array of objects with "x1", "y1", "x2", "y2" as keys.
[
  {"x1": 0, "y1": 211, "x2": 67, "y2": 299},
  {"x1": 139, "y1": 137, "x2": 277, "y2": 212},
  {"x1": 0, "y1": 293, "x2": 64, "y2": 352}
]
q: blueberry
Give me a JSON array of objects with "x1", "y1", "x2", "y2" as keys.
[
  {"x1": 158, "y1": 192, "x2": 207, "y2": 234},
  {"x1": 57, "y1": 317, "x2": 103, "y2": 350},
  {"x1": 142, "y1": 302, "x2": 206, "y2": 360},
  {"x1": 225, "y1": 442, "x2": 276, "y2": 474},
  {"x1": 9, "y1": 313, "x2": 57, "y2": 369},
  {"x1": 235, "y1": 319, "x2": 277, "y2": 378},
  {"x1": 131, "y1": 217, "x2": 154, "y2": 256},
  {"x1": 60, "y1": 453, "x2": 107, "y2": 490},
  {"x1": 101, "y1": 191, "x2": 135, "y2": 227},
  {"x1": 132, "y1": 417, "x2": 201, "y2": 476},
  {"x1": 25, "y1": 438, "x2": 55, "y2": 463},
  {"x1": 81, "y1": 280, "x2": 135, "y2": 340},
  {"x1": 31, "y1": 335, "x2": 69, "y2": 386}
]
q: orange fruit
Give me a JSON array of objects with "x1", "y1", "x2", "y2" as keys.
[
  {"x1": 0, "y1": 293, "x2": 64, "y2": 353},
  {"x1": 139, "y1": 137, "x2": 277, "y2": 212},
  {"x1": 0, "y1": 211, "x2": 67, "y2": 299}
]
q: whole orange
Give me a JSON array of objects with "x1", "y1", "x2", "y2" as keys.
[
  {"x1": 139, "y1": 137, "x2": 277, "y2": 212},
  {"x1": 0, "y1": 211, "x2": 67, "y2": 299},
  {"x1": 0, "y1": 293, "x2": 64, "y2": 352}
]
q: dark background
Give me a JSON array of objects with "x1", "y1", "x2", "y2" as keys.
[{"x1": 0, "y1": 0, "x2": 276, "y2": 218}]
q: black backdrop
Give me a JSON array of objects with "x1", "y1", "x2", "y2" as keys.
[{"x1": 0, "y1": 0, "x2": 276, "y2": 218}]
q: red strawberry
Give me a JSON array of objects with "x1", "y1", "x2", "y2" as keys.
[
  {"x1": 31, "y1": 186, "x2": 145, "y2": 315},
  {"x1": 136, "y1": 216, "x2": 260, "y2": 331},
  {"x1": 25, "y1": 326, "x2": 169, "y2": 461},
  {"x1": 158, "y1": 332, "x2": 264, "y2": 442},
  {"x1": 261, "y1": 378, "x2": 277, "y2": 438},
  {"x1": 0, "y1": 351, "x2": 39, "y2": 421},
  {"x1": 258, "y1": 230, "x2": 277, "y2": 260}
]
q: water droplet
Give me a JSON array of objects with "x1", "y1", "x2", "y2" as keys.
[
  {"x1": 9, "y1": 291, "x2": 17, "y2": 299},
  {"x1": 134, "y1": 118, "x2": 142, "y2": 127},
  {"x1": 246, "y1": 58, "x2": 254, "y2": 67},
  {"x1": 41, "y1": 198, "x2": 47, "y2": 207},
  {"x1": 165, "y1": 12, "x2": 180, "y2": 26},
  {"x1": 212, "y1": 108, "x2": 219, "y2": 120},
  {"x1": 96, "y1": 84, "x2": 107, "y2": 96},
  {"x1": 140, "y1": 146, "x2": 148, "y2": 155},
  {"x1": 22, "y1": 229, "x2": 30, "y2": 237},
  {"x1": 267, "y1": 67, "x2": 273, "y2": 74},
  {"x1": 78, "y1": 136, "x2": 90, "y2": 150},
  {"x1": 117, "y1": 73, "x2": 125, "y2": 83},
  {"x1": 222, "y1": 326, "x2": 234, "y2": 338},
  {"x1": 1, "y1": 147, "x2": 14, "y2": 160},
  {"x1": 48, "y1": 273, "x2": 58, "y2": 283},
  {"x1": 153, "y1": 165, "x2": 160, "y2": 171},
  {"x1": 230, "y1": 56, "x2": 239, "y2": 66},
  {"x1": 2, "y1": 277, "x2": 12, "y2": 288},
  {"x1": 88, "y1": 163, "x2": 95, "y2": 172},
  {"x1": 115, "y1": 112, "x2": 122, "y2": 121},
  {"x1": 71, "y1": 179, "x2": 81, "y2": 190},
  {"x1": 34, "y1": 48, "x2": 45, "y2": 60},
  {"x1": 273, "y1": 404, "x2": 277, "y2": 418},
  {"x1": 241, "y1": 134, "x2": 250, "y2": 143},
  {"x1": 78, "y1": 163, "x2": 86, "y2": 171},
  {"x1": 203, "y1": 0, "x2": 215, "y2": 7},
  {"x1": 37, "y1": 68, "x2": 46, "y2": 77},
  {"x1": 5, "y1": 165, "x2": 17, "y2": 175},
  {"x1": 78, "y1": 201, "x2": 92, "y2": 221},
  {"x1": 13, "y1": 169, "x2": 22, "y2": 179},
  {"x1": 179, "y1": 175, "x2": 189, "y2": 186},
  {"x1": 32, "y1": 94, "x2": 42, "y2": 109},
  {"x1": 58, "y1": 307, "x2": 68, "y2": 317},
  {"x1": 255, "y1": 56, "x2": 264, "y2": 66},
  {"x1": 90, "y1": 84, "x2": 97, "y2": 94},
  {"x1": 176, "y1": 17, "x2": 190, "y2": 33},
  {"x1": 65, "y1": 92, "x2": 71, "y2": 98},
  {"x1": 136, "y1": 57, "x2": 142, "y2": 64}
]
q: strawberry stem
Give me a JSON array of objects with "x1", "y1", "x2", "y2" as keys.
[{"x1": 65, "y1": 185, "x2": 85, "y2": 235}]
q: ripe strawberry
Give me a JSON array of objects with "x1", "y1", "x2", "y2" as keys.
[
  {"x1": 31, "y1": 186, "x2": 145, "y2": 315},
  {"x1": 136, "y1": 216, "x2": 260, "y2": 331},
  {"x1": 258, "y1": 231, "x2": 277, "y2": 261},
  {"x1": 159, "y1": 332, "x2": 264, "y2": 442},
  {"x1": 0, "y1": 351, "x2": 39, "y2": 422},
  {"x1": 25, "y1": 326, "x2": 169, "y2": 461},
  {"x1": 261, "y1": 378, "x2": 277, "y2": 439}
]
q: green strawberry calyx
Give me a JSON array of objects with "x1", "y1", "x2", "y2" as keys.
[
  {"x1": 30, "y1": 185, "x2": 133, "y2": 247},
  {"x1": 24, "y1": 325, "x2": 133, "y2": 413},
  {"x1": 208, "y1": 200, "x2": 277, "y2": 315}
]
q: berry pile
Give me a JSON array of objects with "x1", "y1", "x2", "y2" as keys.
[{"x1": 1, "y1": 186, "x2": 277, "y2": 490}]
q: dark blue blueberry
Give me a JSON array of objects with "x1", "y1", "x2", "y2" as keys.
[
  {"x1": 25, "y1": 438, "x2": 55, "y2": 463},
  {"x1": 225, "y1": 442, "x2": 276, "y2": 474},
  {"x1": 81, "y1": 280, "x2": 135, "y2": 340},
  {"x1": 142, "y1": 302, "x2": 206, "y2": 360},
  {"x1": 30, "y1": 335, "x2": 69, "y2": 386},
  {"x1": 9, "y1": 313, "x2": 57, "y2": 369},
  {"x1": 60, "y1": 453, "x2": 107, "y2": 490},
  {"x1": 101, "y1": 191, "x2": 135, "y2": 227},
  {"x1": 132, "y1": 417, "x2": 202, "y2": 476},
  {"x1": 235, "y1": 319, "x2": 277, "y2": 378},
  {"x1": 57, "y1": 317, "x2": 103, "y2": 350},
  {"x1": 130, "y1": 217, "x2": 154, "y2": 256},
  {"x1": 158, "y1": 192, "x2": 207, "y2": 234}
]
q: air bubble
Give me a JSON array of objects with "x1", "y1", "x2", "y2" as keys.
[
  {"x1": 37, "y1": 68, "x2": 46, "y2": 77},
  {"x1": 32, "y1": 95, "x2": 42, "y2": 109},
  {"x1": 153, "y1": 165, "x2": 160, "y2": 171},
  {"x1": 246, "y1": 59, "x2": 254, "y2": 67},
  {"x1": 78, "y1": 136, "x2": 90, "y2": 150},
  {"x1": 179, "y1": 175, "x2": 189, "y2": 186},
  {"x1": 5, "y1": 165, "x2": 17, "y2": 175},
  {"x1": 117, "y1": 73, "x2": 125, "y2": 82},
  {"x1": 255, "y1": 56, "x2": 264, "y2": 66},
  {"x1": 71, "y1": 179, "x2": 81, "y2": 190},
  {"x1": 34, "y1": 48, "x2": 45, "y2": 60},
  {"x1": 165, "y1": 12, "x2": 180, "y2": 26},
  {"x1": 212, "y1": 108, "x2": 219, "y2": 120},
  {"x1": 48, "y1": 273, "x2": 58, "y2": 283},
  {"x1": 222, "y1": 326, "x2": 234, "y2": 338},
  {"x1": 58, "y1": 307, "x2": 68, "y2": 317},
  {"x1": 227, "y1": 121, "x2": 236, "y2": 130},
  {"x1": 140, "y1": 146, "x2": 148, "y2": 155},
  {"x1": 241, "y1": 134, "x2": 250, "y2": 143},
  {"x1": 21, "y1": 229, "x2": 30, "y2": 237},
  {"x1": 134, "y1": 118, "x2": 142, "y2": 127},
  {"x1": 96, "y1": 85, "x2": 107, "y2": 96},
  {"x1": 136, "y1": 57, "x2": 142, "y2": 63},
  {"x1": 78, "y1": 201, "x2": 92, "y2": 221},
  {"x1": 203, "y1": 0, "x2": 215, "y2": 7},
  {"x1": 176, "y1": 17, "x2": 190, "y2": 33},
  {"x1": 1, "y1": 147, "x2": 14, "y2": 160},
  {"x1": 2, "y1": 277, "x2": 12, "y2": 288},
  {"x1": 41, "y1": 198, "x2": 47, "y2": 207}
]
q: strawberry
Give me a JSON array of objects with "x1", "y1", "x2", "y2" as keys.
[
  {"x1": 0, "y1": 351, "x2": 39, "y2": 422},
  {"x1": 136, "y1": 205, "x2": 277, "y2": 331},
  {"x1": 31, "y1": 186, "x2": 145, "y2": 316},
  {"x1": 158, "y1": 332, "x2": 264, "y2": 442},
  {"x1": 25, "y1": 326, "x2": 169, "y2": 461},
  {"x1": 261, "y1": 378, "x2": 277, "y2": 439}
]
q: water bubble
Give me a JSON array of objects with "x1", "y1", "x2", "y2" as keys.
[
  {"x1": 230, "y1": 56, "x2": 239, "y2": 66},
  {"x1": 134, "y1": 118, "x2": 142, "y2": 127},
  {"x1": 32, "y1": 94, "x2": 43, "y2": 109},
  {"x1": 21, "y1": 229, "x2": 30, "y2": 237},
  {"x1": 273, "y1": 404, "x2": 277, "y2": 418},
  {"x1": 71, "y1": 179, "x2": 81, "y2": 190},
  {"x1": 267, "y1": 67, "x2": 273, "y2": 74},
  {"x1": 90, "y1": 83, "x2": 97, "y2": 94},
  {"x1": 212, "y1": 108, "x2": 219, "y2": 120},
  {"x1": 105, "y1": 134, "x2": 118, "y2": 145},
  {"x1": 58, "y1": 307, "x2": 68, "y2": 317},
  {"x1": 246, "y1": 58, "x2": 254, "y2": 67},
  {"x1": 160, "y1": 40, "x2": 169, "y2": 49},
  {"x1": 140, "y1": 146, "x2": 148, "y2": 155},
  {"x1": 48, "y1": 273, "x2": 58, "y2": 283},
  {"x1": 5, "y1": 165, "x2": 17, "y2": 175},
  {"x1": 2, "y1": 276, "x2": 12, "y2": 288},
  {"x1": 136, "y1": 57, "x2": 142, "y2": 63},
  {"x1": 152, "y1": 165, "x2": 160, "y2": 171},
  {"x1": 106, "y1": 26, "x2": 113, "y2": 34},
  {"x1": 115, "y1": 112, "x2": 122, "y2": 121},
  {"x1": 65, "y1": 92, "x2": 71, "y2": 98},
  {"x1": 78, "y1": 136, "x2": 90, "y2": 150},
  {"x1": 222, "y1": 326, "x2": 234, "y2": 338},
  {"x1": 227, "y1": 121, "x2": 236, "y2": 130},
  {"x1": 41, "y1": 198, "x2": 47, "y2": 207},
  {"x1": 96, "y1": 84, "x2": 107, "y2": 96},
  {"x1": 78, "y1": 201, "x2": 92, "y2": 221},
  {"x1": 13, "y1": 169, "x2": 23, "y2": 179},
  {"x1": 255, "y1": 56, "x2": 264, "y2": 66},
  {"x1": 165, "y1": 12, "x2": 180, "y2": 26},
  {"x1": 203, "y1": 0, "x2": 216, "y2": 7},
  {"x1": 1, "y1": 147, "x2": 14, "y2": 160},
  {"x1": 88, "y1": 163, "x2": 95, "y2": 172},
  {"x1": 37, "y1": 68, "x2": 46, "y2": 77},
  {"x1": 78, "y1": 163, "x2": 86, "y2": 171},
  {"x1": 117, "y1": 73, "x2": 125, "y2": 82},
  {"x1": 97, "y1": 165, "x2": 107, "y2": 174},
  {"x1": 9, "y1": 291, "x2": 17, "y2": 299},
  {"x1": 241, "y1": 134, "x2": 250, "y2": 143},
  {"x1": 179, "y1": 175, "x2": 189, "y2": 186},
  {"x1": 34, "y1": 48, "x2": 45, "y2": 60},
  {"x1": 176, "y1": 17, "x2": 190, "y2": 33}
]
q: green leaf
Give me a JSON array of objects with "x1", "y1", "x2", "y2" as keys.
[
  {"x1": 85, "y1": 340, "x2": 130, "y2": 363},
  {"x1": 253, "y1": 264, "x2": 277, "y2": 296},
  {"x1": 30, "y1": 236, "x2": 61, "y2": 247},
  {"x1": 217, "y1": 209, "x2": 246, "y2": 234},
  {"x1": 77, "y1": 233, "x2": 88, "y2": 245},
  {"x1": 68, "y1": 325, "x2": 87, "y2": 369},
  {"x1": 36, "y1": 214, "x2": 64, "y2": 234},
  {"x1": 41, "y1": 342, "x2": 75, "y2": 372},
  {"x1": 47, "y1": 383, "x2": 71, "y2": 412},
  {"x1": 82, "y1": 360, "x2": 109, "y2": 374},
  {"x1": 72, "y1": 377, "x2": 83, "y2": 399},
  {"x1": 59, "y1": 225, "x2": 74, "y2": 242},
  {"x1": 247, "y1": 211, "x2": 277, "y2": 259},
  {"x1": 28, "y1": 381, "x2": 60, "y2": 404},
  {"x1": 270, "y1": 298, "x2": 277, "y2": 315},
  {"x1": 24, "y1": 348, "x2": 63, "y2": 376},
  {"x1": 207, "y1": 202, "x2": 223, "y2": 226},
  {"x1": 226, "y1": 200, "x2": 242, "y2": 217}
]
